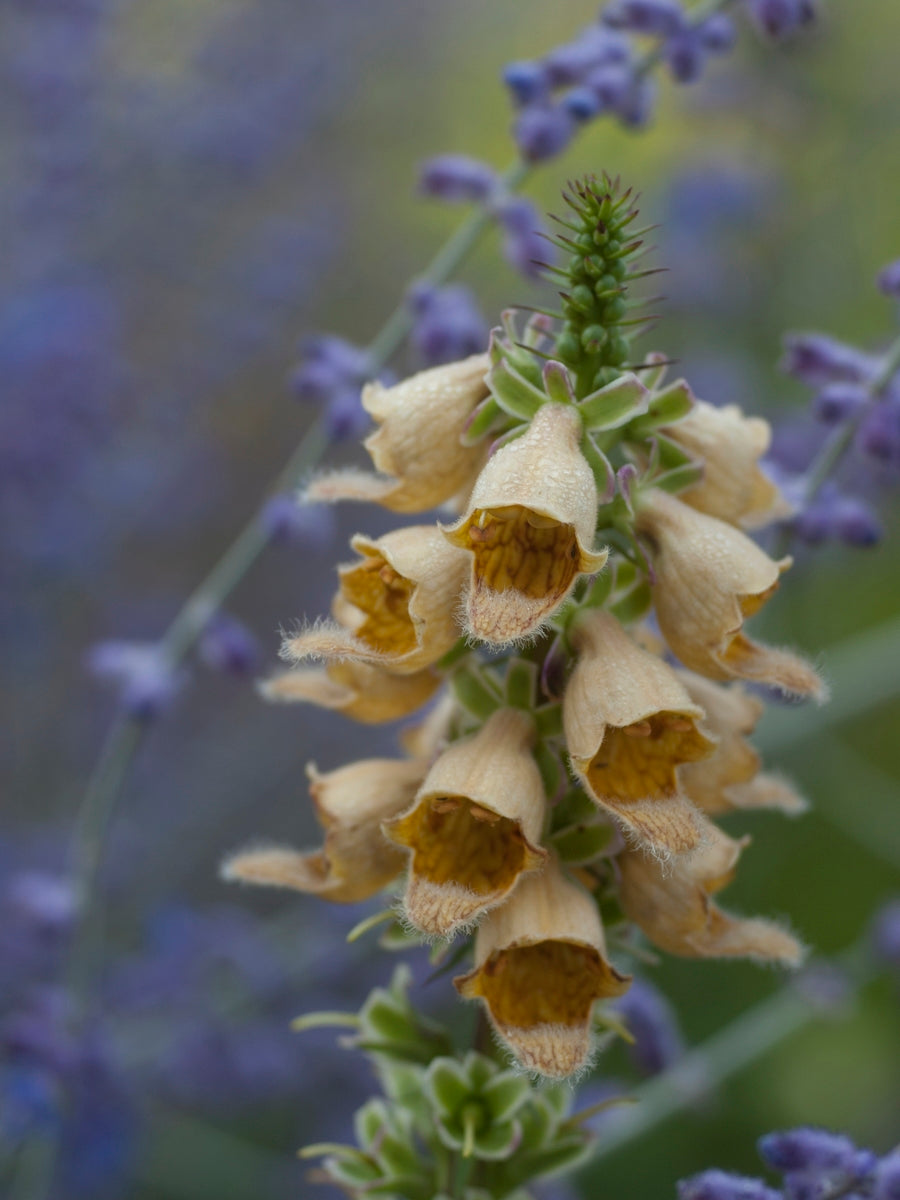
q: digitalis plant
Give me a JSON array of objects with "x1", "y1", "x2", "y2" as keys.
[{"x1": 224, "y1": 175, "x2": 824, "y2": 1198}]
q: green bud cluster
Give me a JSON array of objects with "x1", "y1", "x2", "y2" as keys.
[
  {"x1": 550, "y1": 173, "x2": 653, "y2": 395},
  {"x1": 299, "y1": 967, "x2": 597, "y2": 1200}
]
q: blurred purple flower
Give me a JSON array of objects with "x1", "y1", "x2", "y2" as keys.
[
  {"x1": 678, "y1": 1170, "x2": 782, "y2": 1200},
  {"x1": 260, "y1": 494, "x2": 337, "y2": 550},
  {"x1": 603, "y1": 0, "x2": 686, "y2": 37},
  {"x1": 877, "y1": 257, "x2": 900, "y2": 298},
  {"x1": 782, "y1": 334, "x2": 880, "y2": 388},
  {"x1": 85, "y1": 641, "x2": 186, "y2": 721},
  {"x1": 197, "y1": 613, "x2": 260, "y2": 676},
  {"x1": 408, "y1": 282, "x2": 488, "y2": 366},
  {"x1": 290, "y1": 334, "x2": 375, "y2": 442},
  {"x1": 512, "y1": 103, "x2": 576, "y2": 162},
  {"x1": 612, "y1": 976, "x2": 684, "y2": 1076},
  {"x1": 492, "y1": 196, "x2": 550, "y2": 279},
  {"x1": 871, "y1": 898, "x2": 900, "y2": 970},
  {"x1": 744, "y1": 0, "x2": 817, "y2": 40},
  {"x1": 418, "y1": 155, "x2": 500, "y2": 203}
]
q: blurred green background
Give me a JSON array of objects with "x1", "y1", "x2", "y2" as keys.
[{"x1": 5, "y1": 0, "x2": 900, "y2": 1196}]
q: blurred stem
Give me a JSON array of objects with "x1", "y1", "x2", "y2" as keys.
[{"x1": 591, "y1": 938, "x2": 873, "y2": 1165}]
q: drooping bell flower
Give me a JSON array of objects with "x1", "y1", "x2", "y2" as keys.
[
  {"x1": 455, "y1": 855, "x2": 630, "y2": 1078},
  {"x1": 443, "y1": 403, "x2": 607, "y2": 646},
  {"x1": 222, "y1": 758, "x2": 427, "y2": 903},
  {"x1": 563, "y1": 610, "x2": 716, "y2": 855},
  {"x1": 384, "y1": 708, "x2": 548, "y2": 938},
  {"x1": 260, "y1": 659, "x2": 440, "y2": 724}
]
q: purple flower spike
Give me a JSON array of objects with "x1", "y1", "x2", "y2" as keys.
[
  {"x1": 260, "y1": 494, "x2": 337, "y2": 550},
  {"x1": 86, "y1": 641, "x2": 185, "y2": 721},
  {"x1": 665, "y1": 30, "x2": 707, "y2": 83},
  {"x1": 678, "y1": 1169, "x2": 782, "y2": 1200},
  {"x1": 324, "y1": 387, "x2": 370, "y2": 441},
  {"x1": 858, "y1": 398, "x2": 900, "y2": 465},
  {"x1": 493, "y1": 196, "x2": 549, "y2": 278},
  {"x1": 407, "y1": 282, "x2": 488, "y2": 365},
  {"x1": 197, "y1": 613, "x2": 260, "y2": 676},
  {"x1": 615, "y1": 73, "x2": 657, "y2": 128},
  {"x1": 745, "y1": 0, "x2": 817, "y2": 39},
  {"x1": 872, "y1": 898, "x2": 900, "y2": 968},
  {"x1": 503, "y1": 60, "x2": 549, "y2": 106},
  {"x1": 758, "y1": 1129, "x2": 861, "y2": 1175},
  {"x1": 811, "y1": 382, "x2": 869, "y2": 425},
  {"x1": 562, "y1": 86, "x2": 605, "y2": 122},
  {"x1": 781, "y1": 333, "x2": 879, "y2": 388},
  {"x1": 613, "y1": 976, "x2": 684, "y2": 1075},
  {"x1": 418, "y1": 155, "x2": 499, "y2": 204},
  {"x1": 513, "y1": 103, "x2": 575, "y2": 162},
  {"x1": 290, "y1": 335, "x2": 373, "y2": 404},
  {"x1": 698, "y1": 13, "x2": 738, "y2": 51},
  {"x1": 603, "y1": 0, "x2": 687, "y2": 38},
  {"x1": 877, "y1": 257, "x2": 900, "y2": 298},
  {"x1": 544, "y1": 24, "x2": 631, "y2": 86},
  {"x1": 873, "y1": 1150, "x2": 900, "y2": 1200},
  {"x1": 833, "y1": 496, "x2": 882, "y2": 547}
]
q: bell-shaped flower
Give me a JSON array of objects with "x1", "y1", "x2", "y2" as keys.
[
  {"x1": 454, "y1": 855, "x2": 631, "y2": 1079},
  {"x1": 259, "y1": 659, "x2": 440, "y2": 724},
  {"x1": 563, "y1": 611, "x2": 717, "y2": 855},
  {"x1": 304, "y1": 354, "x2": 490, "y2": 513},
  {"x1": 221, "y1": 758, "x2": 427, "y2": 903},
  {"x1": 618, "y1": 826, "x2": 804, "y2": 963},
  {"x1": 282, "y1": 525, "x2": 467, "y2": 675},
  {"x1": 635, "y1": 489, "x2": 825, "y2": 699},
  {"x1": 443, "y1": 403, "x2": 607, "y2": 647},
  {"x1": 677, "y1": 672, "x2": 806, "y2": 815},
  {"x1": 383, "y1": 708, "x2": 548, "y2": 938},
  {"x1": 664, "y1": 398, "x2": 791, "y2": 529}
]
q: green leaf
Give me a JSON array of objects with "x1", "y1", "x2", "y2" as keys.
[
  {"x1": 375, "y1": 1131, "x2": 423, "y2": 1178},
  {"x1": 354, "y1": 1099, "x2": 390, "y2": 1150},
  {"x1": 534, "y1": 703, "x2": 563, "y2": 740},
  {"x1": 489, "y1": 359, "x2": 546, "y2": 422},
  {"x1": 650, "y1": 460, "x2": 705, "y2": 495},
  {"x1": 517, "y1": 1134, "x2": 593, "y2": 1180},
  {"x1": 534, "y1": 741, "x2": 563, "y2": 800},
  {"x1": 624, "y1": 379, "x2": 694, "y2": 439},
  {"x1": 323, "y1": 1154, "x2": 384, "y2": 1187},
  {"x1": 579, "y1": 372, "x2": 649, "y2": 432},
  {"x1": 580, "y1": 435, "x2": 616, "y2": 500},
  {"x1": 542, "y1": 360, "x2": 577, "y2": 405},
  {"x1": 450, "y1": 666, "x2": 502, "y2": 721},
  {"x1": 481, "y1": 1073, "x2": 533, "y2": 1123},
  {"x1": 580, "y1": 569, "x2": 613, "y2": 610},
  {"x1": 609, "y1": 578, "x2": 652, "y2": 625},
  {"x1": 463, "y1": 1051, "x2": 496, "y2": 1091},
  {"x1": 426, "y1": 1058, "x2": 471, "y2": 1119}
]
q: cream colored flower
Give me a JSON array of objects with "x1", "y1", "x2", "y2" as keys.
[
  {"x1": 454, "y1": 855, "x2": 630, "y2": 1078},
  {"x1": 636, "y1": 489, "x2": 825, "y2": 699},
  {"x1": 304, "y1": 354, "x2": 490, "y2": 513},
  {"x1": 221, "y1": 758, "x2": 426, "y2": 903},
  {"x1": 383, "y1": 709, "x2": 548, "y2": 938},
  {"x1": 563, "y1": 611, "x2": 716, "y2": 855},
  {"x1": 259, "y1": 660, "x2": 440, "y2": 724},
  {"x1": 282, "y1": 526, "x2": 467, "y2": 675},
  {"x1": 664, "y1": 397, "x2": 791, "y2": 529},
  {"x1": 618, "y1": 826, "x2": 804, "y2": 963},
  {"x1": 677, "y1": 672, "x2": 806, "y2": 815},
  {"x1": 443, "y1": 404, "x2": 607, "y2": 647}
]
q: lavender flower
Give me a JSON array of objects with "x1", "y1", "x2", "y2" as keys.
[
  {"x1": 781, "y1": 334, "x2": 879, "y2": 388},
  {"x1": 260, "y1": 494, "x2": 337, "y2": 549},
  {"x1": 678, "y1": 1170, "x2": 782, "y2": 1200},
  {"x1": 197, "y1": 613, "x2": 260, "y2": 676},
  {"x1": 85, "y1": 641, "x2": 185, "y2": 721},
  {"x1": 744, "y1": 0, "x2": 817, "y2": 40},
  {"x1": 492, "y1": 195, "x2": 549, "y2": 278},
  {"x1": 603, "y1": 0, "x2": 687, "y2": 37},
  {"x1": 407, "y1": 282, "x2": 488, "y2": 366},
  {"x1": 877, "y1": 257, "x2": 900, "y2": 298},
  {"x1": 290, "y1": 334, "x2": 375, "y2": 441},
  {"x1": 418, "y1": 155, "x2": 500, "y2": 203},
  {"x1": 871, "y1": 898, "x2": 900, "y2": 970},
  {"x1": 793, "y1": 485, "x2": 882, "y2": 548},
  {"x1": 612, "y1": 976, "x2": 684, "y2": 1076},
  {"x1": 512, "y1": 103, "x2": 576, "y2": 162}
]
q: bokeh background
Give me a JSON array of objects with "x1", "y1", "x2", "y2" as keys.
[{"x1": 2, "y1": 0, "x2": 899, "y2": 1197}]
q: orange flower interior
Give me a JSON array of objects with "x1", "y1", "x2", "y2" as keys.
[
  {"x1": 342, "y1": 556, "x2": 417, "y2": 654},
  {"x1": 460, "y1": 506, "x2": 580, "y2": 600},
  {"x1": 389, "y1": 796, "x2": 539, "y2": 895},
  {"x1": 462, "y1": 940, "x2": 629, "y2": 1028},
  {"x1": 584, "y1": 712, "x2": 712, "y2": 803}
]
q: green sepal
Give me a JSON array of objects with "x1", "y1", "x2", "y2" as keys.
[
  {"x1": 551, "y1": 786, "x2": 598, "y2": 829},
  {"x1": 550, "y1": 820, "x2": 613, "y2": 866},
  {"x1": 375, "y1": 1130, "x2": 424, "y2": 1179},
  {"x1": 481, "y1": 1073, "x2": 533, "y2": 1124},
  {"x1": 354, "y1": 1098, "x2": 391, "y2": 1149},
  {"x1": 504, "y1": 658, "x2": 538, "y2": 709},
  {"x1": 513, "y1": 1134, "x2": 593, "y2": 1183},
  {"x1": 322, "y1": 1153, "x2": 383, "y2": 1187},
  {"x1": 450, "y1": 665, "x2": 502, "y2": 721},
  {"x1": 534, "y1": 741, "x2": 563, "y2": 800},
  {"x1": 623, "y1": 379, "x2": 694, "y2": 439},
  {"x1": 578, "y1": 372, "x2": 649, "y2": 433},
  {"x1": 580, "y1": 569, "x2": 613, "y2": 611},
  {"x1": 470, "y1": 1119, "x2": 522, "y2": 1161},
  {"x1": 650, "y1": 460, "x2": 705, "y2": 494},
  {"x1": 489, "y1": 358, "x2": 546, "y2": 422},
  {"x1": 462, "y1": 395, "x2": 505, "y2": 447},
  {"x1": 534, "y1": 703, "x2": 562, "y2": 740},
  {"x1": 580, "y1": 435, "x2": 616, "y2": 501},
  {"x1": 362, "y1": 1175, "x2": 435, "y2": 1199},
  {"x1": 541, "y1": 360, "x2": 577, "y2": 405},
  {"x1": 609, "y1": 577, "x2": 652, "y2": 625}
]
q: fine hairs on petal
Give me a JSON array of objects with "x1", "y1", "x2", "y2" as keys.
[{"x1": 279, "y1": 618, "x2": 388, "y2": 666}]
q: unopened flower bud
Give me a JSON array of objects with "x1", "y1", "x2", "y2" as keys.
[{"x1": 455, "y1": 857, "x2": 630, "y2": 1078}]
